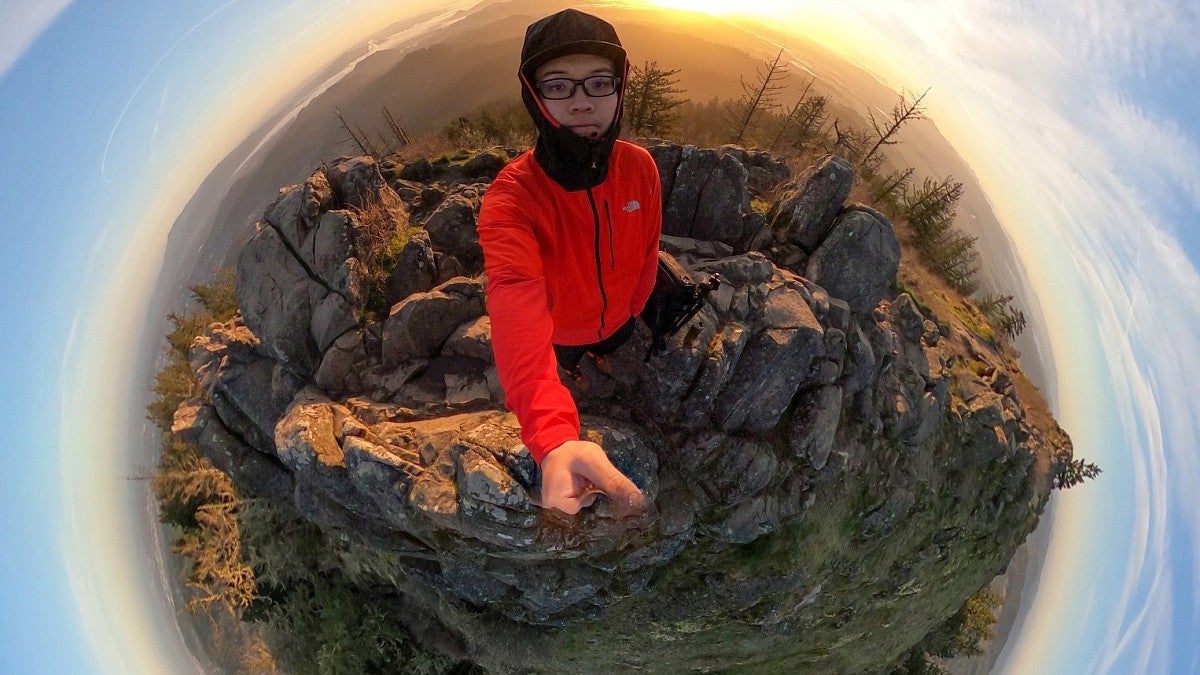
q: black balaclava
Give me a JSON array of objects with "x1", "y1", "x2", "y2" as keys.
[{"x1": 519, "y1": 9, "x2": 629, "y2": 192}]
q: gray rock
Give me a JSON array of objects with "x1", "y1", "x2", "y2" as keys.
[
  {"x1": 680, "y1": 322, "x2": 750, "y2": 430},
  {"x1": 236, "y1": 224, "x2": 323, "y2": 377},
  {"x1": 382, "y1": 277, "x2": 485, "y2": 364},
  {"x1": 717, "y1": 145, "x2": 790, "y2": 194},
  {"x1": 424, "y1": 190, "x2": 483, "y2": 269},
  {"x1": 787, "y1": 385, "x2": 843, "y2": 470},
  {"x1": 236, "y1": 207, "x2": 366, "y2": 379},
  {"x1": 264, "y1": 169, "x2": 333, "y2": 247},
  {"x1": 770, "y1": 155, "x2": 855, "y2": 252},
  {"x1": 326, "y1": 155, "x2": 396, "y2": 210},
  {"x1": 660, "y1": 234, "x2": 735, "y2": 262},
  {"x1": 655, "y1": 145, "x2": 760, "y2": 248},
  {"x1": 314, "y1": 329, "x2": 368, "y2": 395},
  {"x1": 715, "y1": 304, "x2": 824, "y2": 433},
  {"x1": 309, "y1": 261, "x2": 363, "y2": 352},
  {"x1": 173, "y1": 402, "x2": 292, "y2": 501},
  {"x1": 461, "y1": 150, "x2": 508, "y2": 180},
  {"x1": 694, "y1": 251, "x2": 774, "y2": 285},
  {"x1": 443, "y1": 316, "x2": 493, "y2": 362},
  {"x1": 646, "y1": 143, "x2": 682, "y2": 201},
  {"x1": 805, "y1": 205, "x2": 901, "y2": 313},
  {"x1": 192, "y1": 320, "x2": 298, "y2": 454},
  {"x1": 445, "y1": 374, "x2": 491, "y2": 406},
  {"x1": 397, "y1": 157, "x2": 435, "y2": 182},
  {"x1": 718, "y1": 495, "x2": 781, "y2": 544},
  {"x1": 891, "y1": 293, "x2": 926, "y2": 341},
  {"x1": 385, "y1": 229, "x2": 438, "y2": 307}
]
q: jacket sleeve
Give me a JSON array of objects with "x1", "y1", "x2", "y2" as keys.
[
  {"x1": 631, "y1": 159, "x2": 663, "y2": 315},
  {"x1": 478, "y1": 181, "x2": 580, "y2": 465}
]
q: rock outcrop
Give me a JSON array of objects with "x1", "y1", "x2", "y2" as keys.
[{"x1": 175, "y1": 145, "x2": 1069, "y2": 673}]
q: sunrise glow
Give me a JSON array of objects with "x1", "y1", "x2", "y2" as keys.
[{"x1": 643, "y1": 0, "x2": 792, "y2": 19}]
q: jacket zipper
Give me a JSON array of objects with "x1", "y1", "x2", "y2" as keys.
[
  {"x1": 586, "y1": 188, "x2": 608, "y2": 340},
  {"x1": 603, "y1": 200, "x2": 615, "y2": 270}
]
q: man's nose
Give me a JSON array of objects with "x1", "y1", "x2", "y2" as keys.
[{"x1": 567, "y1": 87, "x2": 594, "y2": 111}]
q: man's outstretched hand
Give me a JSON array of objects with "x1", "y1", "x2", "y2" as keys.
[{"x1": 536, "y1": 439, "x2": 645, "y2": 516}]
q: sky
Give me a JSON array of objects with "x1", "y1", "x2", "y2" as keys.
[{"x1": 0, "y1": 0, "x2": 1197, "y2": 673}]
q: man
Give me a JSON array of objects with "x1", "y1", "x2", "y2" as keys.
[{"x1": 478, "y1": 9, "x2": 661, "y2": 516}]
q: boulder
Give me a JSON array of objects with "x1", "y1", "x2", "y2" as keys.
[
  {"x1": 443, "y1": 316, "x2": 493, "y2": 362},
  {"x1": 384, "y1": 229, "x2": 438, "y2": 307},
  {"x1": 236, "y1": 206, "x2": 366, "y2": 378},
  {"x1": 381, "y1": 277, "x2": 485, "y2": 365},
  {"x1": 326, "y1": 155, "x2": 397, "y2": 210},
  {"x1": 717, "y1": 145, "x2": 790, "y2": 194},
  {"x1": 423, "y1": 188, "x2": 484, "y2": 270},
  {"x1": 786, "y1": 385, "x2": 844, "y2": 470},
  {"x1": 264, "y1": 169, "x2": 334, "y2": 247},
  {"x1": 652, "y1": 144, "x2": 763, "y2": 249},
  {"x1": 805, "y1": 205, "x2": 901, "y2": 313},
  {"x1": 461, "y1": 150, "x2": 508, "y2": 180},
  {"x1": 770, "y1": 155, "x2": 855, "y2": 252}
]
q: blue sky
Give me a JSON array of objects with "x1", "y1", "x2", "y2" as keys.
[{"x1": 1, "y1": 0, "x2": 1198, "y2": 673}]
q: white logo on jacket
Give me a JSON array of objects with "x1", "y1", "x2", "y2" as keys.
[{"x1": 623, "y1": 200, "x2": 640, "y2": 213}]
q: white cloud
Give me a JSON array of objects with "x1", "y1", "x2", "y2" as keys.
[
  {"x1": 0, "y1": 2, "x2": 73, "y2": 82},
  {"x1": 1095, "y1": 93, "x2": 1200, "y2": 212}
]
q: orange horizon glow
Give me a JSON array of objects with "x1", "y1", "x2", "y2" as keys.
[{"x1": 641, "y1": 0, "x2": 799, "y2": 20}]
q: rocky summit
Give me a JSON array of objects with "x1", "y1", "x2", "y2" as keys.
[{"x1": 173, "y1": 144, "x2": 1071, "y2": 672}]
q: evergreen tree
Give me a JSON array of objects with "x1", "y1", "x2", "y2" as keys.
[
  {"x1": 1054, "y1": 455, "x2": 1102, "y2": 489},
  {"x1": 870, "y1": 166, "x2": 915, "y2": 205},
  {"x1": 978, "y1": 294, "x2": 1028, "y2": 340},
  {"x1": 768, "y1": 78, "x2": 827, "y2": 152},
  {"x1": 928, "y1": 230, "x2": 980, "y2": 294},
  {"x1": 902, "y1": 176, "x2": 963, "y2": 243},
  {"x1": 861, "y1": 88, "x2": 929, "y2": 171},
  {"x1": 724, "y1": 48, "x2": 789, "y2": 145},
  {"x1": 624, "y1": 61, "x2": 686, "y2": 137},
  {"x1": 901, "y1": 176, "x2": 979, "y2": 293}
]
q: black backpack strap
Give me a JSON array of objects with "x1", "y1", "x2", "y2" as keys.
[{"x1": 640, "y1": 250, "x2": 721, "y2": 360}]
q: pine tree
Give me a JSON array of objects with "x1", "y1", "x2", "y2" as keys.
[
  {"x1": 724, "y1": 48, "x2": 789, "y2": 145},
  {"x1": 902, "y1": 176, "x2": 963, "y2": 244},
  {"x1": 861, "y1": 88, "x2": 929, "y2": 171},
  {"x1": 901, "y1": 177, "x2": 980, "y2": 293},
  {"x1": 768, "y1": 78, "x2": 826, "y2": 152},
  {"x1": 978, "y1": 294, "x2": 1028, "y2": 340},
  {"x1": 870, "y1": 166, "x2": 916, "y2": 205},
  {"x1": 928, "y1": 230, "x2": 980, "y2": 294},
  {"x1": 1053, "y1": 454, "x2": 1102, "y2": 489},
  {"x1": 624, "y1": 61, "x2": 686, "y2": 137}
]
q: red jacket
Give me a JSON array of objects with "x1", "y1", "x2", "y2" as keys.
[{"x1": 478, "y1": 140, "x2": 661, "y2": 464}]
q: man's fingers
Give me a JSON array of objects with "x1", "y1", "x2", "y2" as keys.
[
  {"x1": 541, "y1": 489, "x2": 584, "y2": 514},
  {"x1": 537, "y1": 439, "x2": 648, "y2": 517},
  {"x1": 577, "y1": 462, "x2": 645, "y2": 517},
  {"x1": 577, "y1": 457, "x2": 640, "y2": 497}
]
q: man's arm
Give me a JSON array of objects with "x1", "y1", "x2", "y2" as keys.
[{"x1": 478, "y1": 187, "x2": 580, "y2": 464}]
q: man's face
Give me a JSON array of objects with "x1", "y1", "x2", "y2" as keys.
[{"x1": 534, "y1": 53, "x2": 619, "y2": 140}]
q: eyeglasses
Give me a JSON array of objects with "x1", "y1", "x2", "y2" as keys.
[{"x1": 536, "y1": 75, "x2": 620, "y2": 100}]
